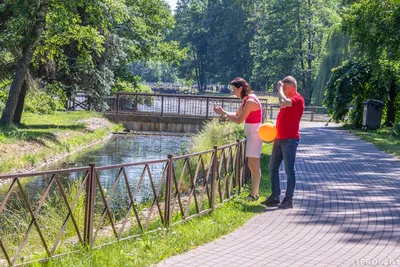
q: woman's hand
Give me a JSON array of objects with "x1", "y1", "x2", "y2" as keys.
[{"x1": 214, "y1": 105, "x2": 226, "y2": 115}]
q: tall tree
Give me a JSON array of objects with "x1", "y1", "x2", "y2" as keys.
[
  {"x1": 172, "y1": 0, "x2": 256, "y2": 89},
  {"x1": 172, "y1": 0, "x2": 208, "y2": 91},
  {"x1": 0, "y1": 0, "x2": 49, "y2": 125},
  {"x1": 0, "y1": 0, "x2": 183, "y2": 124},
  {"x1": 250, "y1": 0, "x2": 340, "y2": 103},
  {"x1": 205, "y1": 0, "x2": 255, "y2": 83},
  {"x1": 341, "y1": 0, "x2": 400, "y2": 126}
]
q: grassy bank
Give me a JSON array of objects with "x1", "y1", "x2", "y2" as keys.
[
  {"x1": 31, "y1": 120, "x2": 273, "y2": 267},
  {"x1": 0, "y1": 111, "x2": 118, "y2": 174},
  {"x1": 343, "y1": 124, "x2": 400, "y2": 158}
]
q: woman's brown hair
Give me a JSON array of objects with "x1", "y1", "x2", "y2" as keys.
[{"x1": 230, "y1": 77, "x2": 252, "y2": 99}]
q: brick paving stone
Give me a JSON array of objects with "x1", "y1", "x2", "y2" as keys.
[{"x1": 157, "y1": 122, "x2": 400, "y2": 267}]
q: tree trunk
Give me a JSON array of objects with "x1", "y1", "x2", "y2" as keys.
[
  {"x1": 386, "y1": 81, "x2": 397, "y2": 126},
  {"x1": 0, "y1": 0, "x2": 49, "y2": 126},
  {"x1": 193, "y1": 50, "x2": 201, "y2": 91},
  {"x1": 13, "y1": 79, "x2": 29, "y2": 124},
  {"x1": 199, "y1": 58, "x2": 205, "y2": 92}
]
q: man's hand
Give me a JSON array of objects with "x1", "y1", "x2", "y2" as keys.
[
  {"x1": 277, "y1": 80, "x2": 292, "y2": 108},
  {"x1": 277, "y1": 80, "x2": 284, "y2": 92}
]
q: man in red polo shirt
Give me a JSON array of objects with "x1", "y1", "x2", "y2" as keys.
[{"x1": 261, "y1": 76, "x2": 304, "y2": 209}]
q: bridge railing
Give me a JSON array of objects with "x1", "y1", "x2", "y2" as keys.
[
  {"x1": 106, "y1": 92, "x2": 269, "y2": 121},
  {"x1": 0, "y1": 139, "x2": 248, "y2": 266},
  {"x1": 267, "y1": 105, "x2": 330, "y2": 122},
  {"x1": 107, "y1": 92, "x2": 331, "y2": 122}
]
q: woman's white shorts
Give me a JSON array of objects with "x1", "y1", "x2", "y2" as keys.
[{"x1": 244, "y1": 123, "x2": 263, "y2": 158}]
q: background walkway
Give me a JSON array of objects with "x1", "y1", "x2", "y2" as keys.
[{"x1": 158, "y1": 122, "x2": 400, "y2": 267}]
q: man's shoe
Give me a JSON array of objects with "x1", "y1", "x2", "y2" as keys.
[
  {"x1": 260, "y1": 196, "x2": 280, "y2": 207},
  {"x1": 278, "y1": 197, "x2": 293, "y2": 209}
]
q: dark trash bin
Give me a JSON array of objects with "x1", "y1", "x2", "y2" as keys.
[{"x1": 362, "y1": 99, "x2": 384, "y2": 130}]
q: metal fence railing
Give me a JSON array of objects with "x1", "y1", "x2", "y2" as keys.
[{"x1": 0, "y1": 139, "x2": 248, "y2": 266}]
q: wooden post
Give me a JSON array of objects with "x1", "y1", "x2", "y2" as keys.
[
  {"x1": 161, "y1": 96, "x2": 164, "y2": 117},
  {"x1": 116, "y1": 94, "x2": 120, "y2": 114},
  {"x1": 135, "y1": 95, "x2": 139, "y2": 112},
  {"x1": 264, "y1": 99, "x2": 268, "y2": 122},
  {"x1": 270, "y1": 106, "x2": 273, "y2": 119},
  {"x1": 310, "y1": 106, "x2": 314, "y2": 121},
  {"x1": 206, "y1": 98, "x2": 210, "y2": 118}
]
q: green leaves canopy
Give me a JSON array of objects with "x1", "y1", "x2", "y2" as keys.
[
  {"x1": 324, "y1": 0, "x2": 400, "y2": 126},
  {"x1": 0, "y1": 0, "x2": 184, "y2": 119}
]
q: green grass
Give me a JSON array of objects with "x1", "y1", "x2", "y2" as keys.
[
  {"x1": 29, "y1": 196, "x2": 262, "y2": 267},
  {"x1": 30, "y1": 144, "x2": 272, "y2": 267},
  {"x1": 0, "y1": 111, "x2": 118, "y2": 174},
  {"x1": 344, "y1": 124, "x2": 400, "y2": 158},
  {"x1": 0, "y1": 111, "x2": 106, "y2": 143}
]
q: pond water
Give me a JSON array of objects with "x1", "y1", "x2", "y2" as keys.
[{"x1": 0, "y1": 134, "x2": 191, "y2": 207}]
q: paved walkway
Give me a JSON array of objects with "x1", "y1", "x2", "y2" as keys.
[{"x1": 158, "y1": 122, "x2": 400, "y2": 267}]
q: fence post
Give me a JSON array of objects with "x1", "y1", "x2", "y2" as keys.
[
  {"x1": 264, "y1": 99, "x2": 269, "y2": 122},
  {"x1": 269, "y1": 106, "x2": 273, "y2": 119},
  {"x1": 135, "y1": 95, "x2": 139, "y2": 112},
  {"x1": 211, "y1": 146, "x2": 218, "y2": 211},
  {"x1": 116, "y1": 94, "x2": 120, "y2": 114},
  {"x1": 310, "y1": 106, "x2": 314, "y2": 121},
  {"x1": 164, "y1": 154, "x2": 173, "y2": 227},
  {"x1": 177, "y1": 97, "x2": 181, "y2": 115},
  {"x1": 161, "y1": 96, "x2": 164, "y2": 117},
  {"x1": 206, "y1": 98, "x2": 210, "y2": 119},
  {"x1": 84, "y1": 163, "x2": 96, "y2": 247},
  {"x1": 87, "y1": 96, "x2": 92, "y2": 111},
  {"x1": 73, "y1": 95, "x2": 76, "y2": 111}
]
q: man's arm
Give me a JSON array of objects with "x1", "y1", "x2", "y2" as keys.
[{"x1": 277, "y1": 81, "x2": 292, "y2": 108}]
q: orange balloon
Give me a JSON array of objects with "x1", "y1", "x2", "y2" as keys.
[{"x1": 258, "y1": 123, "x2": 277, "y2": 142}]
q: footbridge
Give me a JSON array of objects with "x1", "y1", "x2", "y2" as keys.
[{"x1": 104, "y1": 93, "x2": 330, "y2": 133}]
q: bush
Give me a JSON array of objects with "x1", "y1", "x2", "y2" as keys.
[
  {"x1": 0, "y1": 100, "x2": 4, "y2": 113},
  {"x1": 190, "y1": 119, "x2": 244, "y2": 153},
  {"x1": 112, "y1": 79, "x2": 154, "y2": 105},
  {"x1": 24, "y1": 84, "x2": 66, "y2": 114},
  {"x1": 392, "y1": 123, "x2": 400, "y2": 137},
  {"x1": 0, "y1": 80, "x2": 10, "y2": 113}
]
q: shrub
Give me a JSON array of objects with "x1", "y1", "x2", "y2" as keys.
[
  {"x1": 24, "y1": 83, "x2": 66, "y2": 114},
  {"x1": 0, "y1": 80, "x2": 10, "y2": 113},
  {"x1": 392, "y1": 123, "x2": 400, "y2": 137},
  {"x1": 112, "y1": 79, "x2": 154, "y2": 105},
  {"x1": 190, "y1": 119, "x2": 244, "y2": 153},
  {"x1": 0, "y1": 99, "x2": 4, "y2": 113}
]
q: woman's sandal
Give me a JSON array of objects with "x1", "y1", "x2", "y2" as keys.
[{"x1": 246, "y1": 195, "x2": 259, "y2": 202}]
